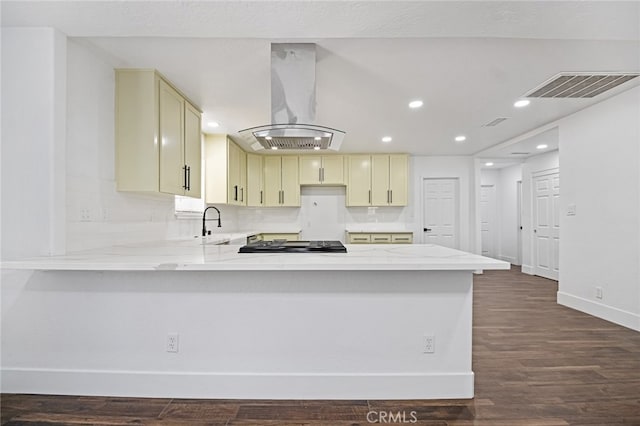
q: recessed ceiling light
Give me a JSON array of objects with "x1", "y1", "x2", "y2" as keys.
[
  {"x1": 514, "y1": 99, "x2": 530, "y2": 108},
  {"x1": 382, "y1": 136, "x2": 392, "y2": 143},
  {"x1": 485, "y1": 162, "x2": 494, "y2": 167},
  {"x1": 265, "y1": 136, "x2": 272, "y2": 140},
  {"x1": 313, "y1": 146, "x2": 321, "y2": 150},
  {"x1": 271, "y1": 146, "x2": 278, "y2": 150},
  {"x1": 455, "y1": 135, "x2": 466, "y2": 142},
  {"x1": 408, "y1": 100, "x2": 424, "y2": 109},
  {"x1": 207, "y1": 121, "x2": 220, "y2": 128},
  {"x1": 536, "y1": 144, "x2": 548, "y2": 150},
  {"x1": 314, "y1": 137, "x2": 321, "y2": 141}
]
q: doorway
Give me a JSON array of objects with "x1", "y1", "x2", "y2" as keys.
[
  {"x1": 480, "y1": 184, "x2": 497, "y2": 258},
  {"x1": 532, "y1": 170, "x2": 560, "y2": 280},
  {"x1": 422, "y1": 178, "x2": 459, "y2": 248}
]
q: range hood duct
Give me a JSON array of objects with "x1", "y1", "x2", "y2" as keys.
[{"x1": 239, "y1": 43, "x2": 345, "y2": 151}]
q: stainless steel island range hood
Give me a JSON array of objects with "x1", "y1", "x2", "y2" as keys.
[{"x1": 239, "y1": 43, "x2": 345, "y2": 151}]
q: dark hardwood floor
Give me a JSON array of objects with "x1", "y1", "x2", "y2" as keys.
[{"x1": 2, "y1": 267, "x2": 640, "y2": 425}]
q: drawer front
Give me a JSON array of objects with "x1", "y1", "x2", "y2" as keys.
[
  {"x1": 348, "y1": 234, "x2": 371, "y2": 244},
  {"x1": 391, "y1": 233, "x2": 413, "y2": 244},
  {"x1": 370, "y1": 234, "x2": 392, "y2": 243},
  {"x1": 261, "y1": 233, "x2": 299, "y2": 241}
]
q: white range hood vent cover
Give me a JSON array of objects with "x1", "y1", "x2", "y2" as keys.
[{"x1": 239, "y1": 43, "x2": 345, "y2": 151}]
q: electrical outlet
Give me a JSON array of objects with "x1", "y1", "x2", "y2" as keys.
[
  {"x1": 423, "y1": 335, "x2": 435, "y2": 354},
  {"x1": 80, "y1": 208, "x2": 91, "y2": 222},
  {"x1": 166, "y1": 332, "x2": 179, "y2": 353},
  {"x1": 595, "y1": 287, "x2": 603, "y2": 300}
]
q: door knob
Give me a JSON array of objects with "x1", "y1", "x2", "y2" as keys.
[{"x1": 424, "y1": 228, "x2": 432, "y2": 232}]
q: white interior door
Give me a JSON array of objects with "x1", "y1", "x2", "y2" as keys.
[
  {"x1": 516, "y1": 180, "x2": 522, "y2": 265},
  {"x1": 480, "y1": 184, "x2": 497, "y2": 258},
  {"x1": 423, "y1": 178, "x2": 458, "y2": 248},
  {"x1": 533, "y1": 171, "x2": 560, "y2": 280}
]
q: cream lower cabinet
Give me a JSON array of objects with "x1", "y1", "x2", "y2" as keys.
[
  {"x1": 347, "y1": 154, "x2": 408, "y2": 206},
  {"x1": 116, "y1": 69, "x2": 202, "y2": 197},
  {"x1": 299, "y1": 155, "x2": 344, "y2": 185},
  {"x1": 204, "y1": 135, "x2": 246, "y2": 206},
  {"x1": 264, "y1": 156, "x2": 300, "y2": 207},
  {"x1": 246, "y1": 154, "x2": 264, "y2": 207},
  {"x1": 347, "y1": 232, "x2": 413, "y2": 244}
]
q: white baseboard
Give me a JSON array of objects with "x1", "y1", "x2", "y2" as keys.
[
  {"x1": 498, "y1": 255, "x2": 516, "y2": 264},
  {"x1": 521, "y1": 264, "x2": 534, "y2": 275},
  {"x1": 557, "y1": 292, "x2": 640, "y2": 332},
  {"x1": 1, "y1": 368, "x2": 474, "y2": 400}
]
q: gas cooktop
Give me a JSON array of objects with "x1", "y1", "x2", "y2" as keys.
[{"x1": 238, "y1": 240, "x2": 347, "y2": 253}]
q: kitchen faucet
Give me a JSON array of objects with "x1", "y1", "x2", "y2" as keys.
[{"x1": 202, "y1": 206, "x2": 222, "y2": 236}]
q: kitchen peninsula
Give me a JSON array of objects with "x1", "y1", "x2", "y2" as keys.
[{"x1": 2, "y1": 242, "x2": 508, "y2": 399}]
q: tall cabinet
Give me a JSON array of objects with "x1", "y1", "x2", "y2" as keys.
[
  {"x1": 116, "y1": 69, "x2": 202, "y2": 198},
  {"x1": 264, "y1": 156, "x2": 300, "y2": 207}
]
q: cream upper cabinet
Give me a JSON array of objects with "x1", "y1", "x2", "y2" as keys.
[
  {"x1": 346, "y1": 155, "x2": 372, "y2": 206},
  {"x1": 264, "y1": 156, "x2": 300, "y2": 207},
  {"x1": 299, "y1": 155, "x2": 344, "y2": 185},
  {"x1": 388, "y1": 154, "x2": 408, "y2": 206},
  {"x1": 204, "y1": 135, "x2": 247, "y2": 206},
  {"x1": 116, "y1": 69, "x2": 202, "y2": 197},
  {"x1": 347, "y1": 154, "x2": 408, "y2": 206},
  {"x1": 246, "y1": 153, "x2": 264, "y2": 207}
]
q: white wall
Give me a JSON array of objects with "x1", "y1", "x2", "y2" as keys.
[
  {"x1": 1, "y1": 28, "x2": 67, "y2": 259},
  {"x1": 521, "y1": 150, "x2": 560, "y2": 274},
  {"x1": 558, "y1": 86, "x2": 640, "y2": 331},
  {"x1": 65, "y1": 38, "x2": 209, "y2": 251},
  {"x1": 412, "y1": 156, "x2": 476, "y2": 252}
]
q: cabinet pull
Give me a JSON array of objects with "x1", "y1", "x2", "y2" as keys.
[
  {"x1": 234, "y1": 185, "x2": 238, "y2": 201},
  {"x1": 240, "y1": 187, "x2": 244, "y2": 202},
  {"x1": 260, "y1": 190, "x2": 263, "y2": 204},
  {"x1": 354, "y1": 238, "x2": 367, "y2": 241},
  {"x1": 321, "y1": 167, "x2": 325, "y2": 182},
  {"x1": 390, "y1": 189, "x2": 392, "y2": 204},
  {"x1": 319, "y1": 168, "x2": 322, "y2": 182},
  {"x1": 281, "y1": 190, "x2": 284, "y2": 204},
  {"x1": 182, "y1": 165, "x2": 188, "y2": 190},
  {"x1": 368, "y1": 190, "x2": 371, "y2": 204},
  {"x1": 186, "y1": 166, "x2": 191, "y2": 191},
  {"x1": 387, "y1": 189, "x2": 390, "y2": 203}
]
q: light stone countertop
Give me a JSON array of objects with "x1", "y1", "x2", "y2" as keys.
[{"x1": 1, "y1": 239, "x2": 510, "y2": 272}]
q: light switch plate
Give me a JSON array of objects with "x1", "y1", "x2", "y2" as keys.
[{"x1": 567, "y1": 204, "x2": 576, "y2": 216}]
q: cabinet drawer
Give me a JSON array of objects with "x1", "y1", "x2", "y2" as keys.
[
  {"x1": 348, "y1": 234, "x2": 371, "y2": 244},
  {"x1": 261, "y1": 233, "x2": 299, "y2": 241},
  {"x1": 391, "y1": 233, "x2": 413, "y2": 244},
  {"x1": 370, "y1": 234, "x2": 392, "y2": 243}
]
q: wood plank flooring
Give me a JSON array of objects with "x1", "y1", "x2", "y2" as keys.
[{"x1": 2, "y1": 267, "x2": 640, "y2": 425}]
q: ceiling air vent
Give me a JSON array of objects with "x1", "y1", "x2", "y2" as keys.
[
  {"x1": 510, "y1": 152, "x2": 530, "y2": 156},
  {"x1": 525, "y1": 72, "x2": 639, "y2": 98},
  {"x1": 483, "y1": 117, "x2": 509, "y2": 127}
]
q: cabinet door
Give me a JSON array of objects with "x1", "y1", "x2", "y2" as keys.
[
  {"x1": 321, "y1": 155, "x2": 344, "y2": 185},
  {"x1": 158, "y1": 79, "x2": 185, "y2": 195},
  {"x1": 239, "y1": 149, "x2": 247, "y2": 205},
  {"x1": 263, "y1": 156, "x2": 282, "y2": 206},
  {"x1": 371, "y1": 155, "x2": 390, "y2": 206},
  {"x1": 227, "y1": 141, "x2": 240, "y2": 204},
  {"x1": 183, "y1": 102, "x2": 201, "y2": 198},
  {"x1": 346, "y1": 155, "x2": 372, "y2": 206},
  {"x1": 299, "y1": 156, "x2": 322, "y2": 184},
  {"x1": 388, "y1": 155, "x2": 408, "y2": 206},
  {"x1": 280, "y1": 156, "x2": 300, "y2": 206},
  {"x1": 246, "y1": 153, "x2": 264, "y2": 206}
]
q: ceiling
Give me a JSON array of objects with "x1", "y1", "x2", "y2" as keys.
[{"x1": 3, "y1": 1, "x2": 640, "y2": 156}]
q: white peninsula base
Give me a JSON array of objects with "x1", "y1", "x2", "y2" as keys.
[{"x1": 1, "y1": 244, "x2": 508, "y2": 399}]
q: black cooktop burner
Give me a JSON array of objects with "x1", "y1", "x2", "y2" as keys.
[{"x1": 238, "y1": 240, "x2": 347, "y2": 253}]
